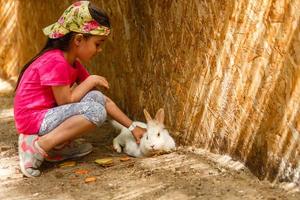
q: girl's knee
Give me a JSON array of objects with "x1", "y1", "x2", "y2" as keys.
[
  {"x1": 104, "y1": 96, "x2": 114, "y2": 106},
  {"x1": 82, "y1": 90, "x2": 106, "y2": 106},
  {"x1": 84, "y1": 102, "x2": 107, "y2": 126}
]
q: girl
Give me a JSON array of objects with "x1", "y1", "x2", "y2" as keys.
[{"x1": 14, "y1": 1, "x2": 145, "y2": 178}]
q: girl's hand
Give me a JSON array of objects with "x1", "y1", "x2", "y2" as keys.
[
  {"x1": 89, "y1": 75, "x2": 109, "y2": 90},
  {"x1": 131, "y1": 126, "x2": 146, "y2": 144}
]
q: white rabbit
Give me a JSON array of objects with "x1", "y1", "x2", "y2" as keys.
[{"x1": 112, "y1": 108, "x2": 176, "y2": 157}]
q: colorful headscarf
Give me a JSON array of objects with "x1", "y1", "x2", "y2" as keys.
[{"x1": 43, "y1": 1, "x2": 110, "y2": 39}]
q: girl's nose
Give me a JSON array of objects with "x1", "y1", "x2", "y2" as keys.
[{"x1": 97, "y1": 48, "x2": 102, "y2": 53}]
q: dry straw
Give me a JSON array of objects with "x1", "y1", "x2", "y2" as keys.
[{"x1": 2, "y1": 0, "x2": 300, "y2": 184}]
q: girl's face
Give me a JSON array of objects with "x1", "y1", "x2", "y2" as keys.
[{"x1": 75, "y1": 35, "x2": 107, "y2": 62}]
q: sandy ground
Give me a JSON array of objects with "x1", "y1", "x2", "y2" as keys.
[{"x1": 1, "y1": 90, "x2": 300, "y2": 200}]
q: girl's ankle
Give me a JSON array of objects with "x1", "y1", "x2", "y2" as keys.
[{"x1": 34, "y1": 140, "x2": 48, "y2": 157}]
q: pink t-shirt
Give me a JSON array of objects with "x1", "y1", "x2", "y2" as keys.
[{"x1": 14, "y1": 49, "x2": 90, "y2": 135}]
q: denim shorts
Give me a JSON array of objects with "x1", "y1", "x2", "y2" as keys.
[{"x1": 38, "y1": 90, "x2": 107, "y2": 136}]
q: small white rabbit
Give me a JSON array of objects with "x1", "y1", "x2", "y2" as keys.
[{"x1": 112, "y1": 108, "x2": 176, "y2": 157}]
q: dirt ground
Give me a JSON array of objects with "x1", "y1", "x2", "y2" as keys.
[{"x1": 1, "y1": 91, "x2": 300, "y2": 200}]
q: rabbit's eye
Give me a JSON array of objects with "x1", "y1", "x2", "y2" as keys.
[
  {"x1": 157, "y1": 133, "x2": 160, "y2": 137},
  {"x1": 146, "y1": 136, "x2": 149, "y2": 140}
]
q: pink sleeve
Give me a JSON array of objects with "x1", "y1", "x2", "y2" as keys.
[
  {"x1": 38, "y1": 62, "x2": 71, "y2": 86},
  {"x1": 76, "y1": 61, "x2": 90, "y2": 83}
]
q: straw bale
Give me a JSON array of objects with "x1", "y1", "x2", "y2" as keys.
[
  {"x1": 0, "y1": 0, "x2": 18, "y2": 79},
  {"x1": 2, "y1": 0, "x2": 300, "y2": 183}
]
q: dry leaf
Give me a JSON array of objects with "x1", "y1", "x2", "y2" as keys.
[
  {"x1": 74, "y1": 169, "x2": 89, "y2": 175},
  {"x1": 120, "y1": 156, "x2": 131, "y2": 162},
  {"x1": 85, "y1": 176, "x2": 96, "y2": 183},
  {"x1": 95, "y1": 158, "x2": 114, "y2": 167},
  {"x1": 59, "y1": 161, "x2": 76, "y2": 168}
]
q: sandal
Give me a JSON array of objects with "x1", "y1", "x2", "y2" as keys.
[{"x1": 18, "y1": 134, "x2": 46, "y2": 177}]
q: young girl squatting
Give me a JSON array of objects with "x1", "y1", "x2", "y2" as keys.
[{"x1": 14, "y1": 1, "x2": 145, "y2": 178}]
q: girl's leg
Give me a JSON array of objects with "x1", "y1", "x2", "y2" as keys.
[
  {"x1": 19, "y1": 91, "x2": 106, "y2": 177},
  {"x1": 38, "y1": 90, "x2": 107, "y2": 136},
  {"x1": 19, "y1": 115, "x2": 96, "y2": 177},
  {"x1": 38, "y1": 115, "x2": 95, "y2": 152},
  {"x1": 38, "y1": 90, "x2": 107, "y2": 151}
]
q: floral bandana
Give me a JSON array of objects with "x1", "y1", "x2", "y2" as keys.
[{"x1": 43, "y1": 1, "x2": 110, "y2": 39}]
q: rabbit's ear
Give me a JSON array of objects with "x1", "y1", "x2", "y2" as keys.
[
  {"x1": 143, "y1": 109, "x2": 152, "y2": 122},
  {"x1": 155, "y1": 108, "x2": 165, "y2": 124}
]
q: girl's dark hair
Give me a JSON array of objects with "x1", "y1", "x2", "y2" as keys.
[{"x1": 15, "y1": 3, "x2": 110, "y2": 91}]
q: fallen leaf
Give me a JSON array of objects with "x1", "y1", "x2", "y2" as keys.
[
  {"x1": 59, "y1": 161, "x2": 76, "y2": 168},
  {"x1": 74, "y1": 169, "x2": 89, "y2": 175},
  {"x1": 120, "y1": 156, "x2": 131, "y2": 162},
  {"x1": 85, "y1": 176, "x2": 96, "y2": 183},
  {"x1": 95, "y1": 158, "x2": 113, "y2": 167}
]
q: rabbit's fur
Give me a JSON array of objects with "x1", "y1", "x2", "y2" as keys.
[{"x1": 112, "y1": 108, "x2": 176, "y2": 157}]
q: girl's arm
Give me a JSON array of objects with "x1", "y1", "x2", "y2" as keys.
[
  {"x1": 104, "y1": 96, "x2": 145, "y2": 143},
  {"x1": 52, "y1": 75, "x2": 109, "y2": 105},
  {"x1": 52, "y1": 75, "x2": 145, "y2": 142}
]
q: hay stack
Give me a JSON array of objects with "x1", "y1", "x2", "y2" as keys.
[
  {"x1": 2, "y1": 0, "x2": 300, "y2": 183},
  {"x1": 0, "y1": 0, "x2": 18, "y2": 79}
]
